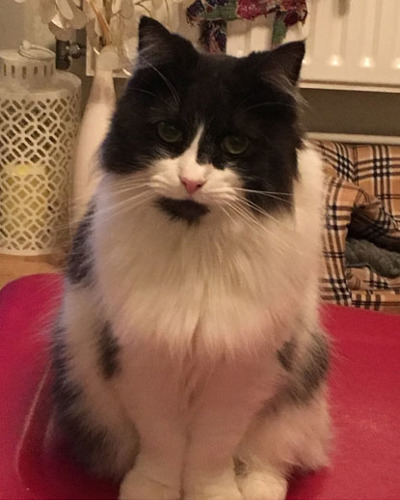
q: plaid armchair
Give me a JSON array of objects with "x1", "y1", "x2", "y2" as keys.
[{"x1": 313, "y1": 141, "x2": 400, "y2": 312}]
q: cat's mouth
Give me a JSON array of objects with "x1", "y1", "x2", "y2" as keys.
[{"x1": 156, "y1": 197, "x2": 210, "y2": 224}]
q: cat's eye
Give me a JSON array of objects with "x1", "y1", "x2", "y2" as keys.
[
  {"x1": 222, "y1": 135, "x2": 250, "y2": 155},
  {"x1": 157, "y1": 122, "x2": 183, "y2": 143}
]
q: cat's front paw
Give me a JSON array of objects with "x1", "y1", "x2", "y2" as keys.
[
  {"x1": 119, "y1": 467, "x2": 180, "y2": 500},
  {"x1": 185, "y1": 484, "x2": 243, "y2": 500},
  {"x1": 238, "y1": 471, "x2": 287, "y2": 500},
  {"x1": 184, "y1": 471, "x2": 243, "y2": 500}
]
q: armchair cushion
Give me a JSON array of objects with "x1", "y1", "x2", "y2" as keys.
[{"x1": 315, "y1": 141, "x2": 400, "y2": 311}]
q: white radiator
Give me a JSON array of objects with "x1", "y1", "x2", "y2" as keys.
[
  {"x1": 226, "y1": 0, "x2": 400, "y2": 91},
  {"x1": 302, "y1": 0, "x2": 400, "y2": 89}
]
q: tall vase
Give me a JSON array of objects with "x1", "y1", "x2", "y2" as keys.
[{"x1": 71, "y1": 62, "x2": 116, "y2": 225}]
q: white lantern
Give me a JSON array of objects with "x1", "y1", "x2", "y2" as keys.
[{"x1": 0, "y1": 42, "x2": 81, "y2": 255}]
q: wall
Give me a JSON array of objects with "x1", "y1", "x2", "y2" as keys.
[
  {"x1": 301, "y1": 88, "x2": 399, "y2": 138},
  {"x1": 0, "y1": 0, "x2": 54, "y2": 50},
  {"x1": 1, "y1": 0, "x2": 398, "y2": 138}
]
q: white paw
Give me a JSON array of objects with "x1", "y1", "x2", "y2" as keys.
[
  {"x1": 119, "y1": 467, "x2": 180, "y2": 500},
  {"x1": 184, "y1": 470, "x2": 243, "y2": 500},
  {"x1": 185, "y1": 484, "x2": 243, "y2": 500},
  {"x1": 238, "y1": 471, "x2": 287, "y2": 500}
]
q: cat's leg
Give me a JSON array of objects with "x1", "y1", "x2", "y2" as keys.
[
  {"x1": 117, "y1": 345, "x2": 186, "y2": 500},
  {"x1": 53, "y1": 285, "x2": 138, "y2": 478},
  {"x1": 236, "y1": 389, "x2": 331, "y2": 500},
  {"x1": 183, "y1": 359, "x2": 276, "y2": 500},
  {"x1": 236, "y1": 325, "x2": 331, "y2": 500}
]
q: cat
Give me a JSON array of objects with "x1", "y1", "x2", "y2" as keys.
[{"x1": 52, "y1": 16, "x2": 331, "y2": 500}]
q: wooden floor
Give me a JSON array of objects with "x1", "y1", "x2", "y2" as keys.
[{"x1": 0, "y1": 253, "x2": 62, "y2": 290}]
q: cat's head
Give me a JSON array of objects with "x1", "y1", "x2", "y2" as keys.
[{"x1": 102, "y1": 17, "x2": 305, "y2": 225}]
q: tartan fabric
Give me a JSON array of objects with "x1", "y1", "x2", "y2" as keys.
[{"x1": 314, "y1": 141, "x2": 400, "y2": 312}]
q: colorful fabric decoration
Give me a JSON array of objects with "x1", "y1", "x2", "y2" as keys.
[{"x1": 187, "y1": 0, "x2": 307, "y2": 52}]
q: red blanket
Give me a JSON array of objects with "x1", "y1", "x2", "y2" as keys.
[{"x1": 1, "y1": 274, "x2": 399, "y2": 499}]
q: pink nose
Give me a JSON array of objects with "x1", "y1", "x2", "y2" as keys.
[{"x1": 180, "y1": 176, "x2": 205, "y2": 195}]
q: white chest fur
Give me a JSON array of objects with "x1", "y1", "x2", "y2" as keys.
[{"x1": 92, "y1": 146, "x2": 323, "y2": 359}]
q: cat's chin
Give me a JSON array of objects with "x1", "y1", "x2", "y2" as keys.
[{"x1": 156, "y1": 197, "x2": 210, "y2": 224}]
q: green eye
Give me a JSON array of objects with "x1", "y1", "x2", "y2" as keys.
[
  {"x1": 222, "y1": 135, "x2": 250, "y2": 155},
  {"x1": 157, "y1": 122, "x2": 183, "y2": 143}
]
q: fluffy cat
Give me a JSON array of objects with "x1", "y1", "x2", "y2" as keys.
[{"x1": 52, "y1": 16, "x2": 331, "y2": 500}]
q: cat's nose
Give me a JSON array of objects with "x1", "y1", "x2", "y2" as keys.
[{"x1": 180, "y1": 176, "x2": 205, "y2": 195}]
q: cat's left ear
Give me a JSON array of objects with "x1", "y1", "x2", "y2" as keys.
[
  {"x1": 138, "y1": 17, "x2": 171, "y2": 53},
  {"x1": 263, "y1": 41, "x2": 306, "y2": 86}
]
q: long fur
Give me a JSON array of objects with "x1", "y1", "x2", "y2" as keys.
[{"x1": 52, "y1": 17, "x2": 331, "y2": 500}]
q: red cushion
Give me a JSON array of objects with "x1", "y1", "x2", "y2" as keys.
[{"x1": 1, "y1": 274, "x2": 399, "y2": 499}]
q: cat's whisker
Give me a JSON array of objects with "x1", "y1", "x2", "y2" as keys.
[
  {"x1": 109, "y1": 184, "x2": 151, "y2": 195},
  {"x1": 226, "y1": 201, "x2": 292, "y2": 253},
  {"x1": 110, "y1": 171, "x2": 150, "y2": 179},
  {"x1": 129, "y1": 87, "x2": 176, "y2": 110},
  {"x1": 96, "y1": 199, "x2": 152, "y2": 221},
  {"x1": 96, "y1": 192, "x2": 154, "y2": 220},
  {"x1": 104, "y1": 189, "x2": 154, "y2": 208},
  {"x1": 109, "y1": 174, "x2": 151, "y2": 187},
  {"x1": 226, "y1": 206, "x2": 284, "y2": 250},
  {"x1": 236, "y1": 93, "x2": 254, "y2": 114},
  {"x1": 105, "y1": 185, "x2": 149, "y2": 196},
  {"x1": 95, "y1": 200, "x2": 152, "y2": 224},
  {"x1": 111, "y1": 176, "x2": 149, "y2": 186},
  {"x1": 108, "y1": 175, "x2": 152, "y2": 189},
  {"x1": 238, "y1": 101, "x2": 297, "y2": 117},
  {"x1": 235, "y1": 212, "x2": 294, "y2": 252},
  {"x1": 213, "y1": 195, "x2": 238, "y2": 204},
  {"x1": 233, "y1": 186, "x2": 294, "y2": 196},
  {"x1": 234, "y1": 200, "x2": 308, "y2": 257},
  {"x1": 110, "y1": 176, "x2": 150, "y2": 186},
  {"x1": 235, "y1": 197, "x2": 289, "y2": 228},
  {"x1": 234, "y1": 187, "x2": 293, "y2": 199},
  {"x1": 224, "y1": 201, "x2": 273, "y2": 236},
  {"x1": 245, "y1": 194, "x2": 293, "y2": 206},
  {"x1": 210, "y1": 185, "x2": 294, "y2": 197},
  {"x1": 219, "y1": 205, "x2": 239, "y2": 228},
  {"x1": 204, "y1": 190, "x2": 238, "y2": 204},
  {"x1": 238, "y1": 177, "x2": 315, "y2": 201},
  {"x1": 211, "y1": 187, "x2": 293, "y2": 206},
  {"x1": 139, "y1": 56, "x2": 180, "y2": 106},
  {"x1": 150, "y1": 181, "x2": 175, "y2": 191},
  {"x1": 239, "y1": 186, "x2": 288, "y2": 194}
]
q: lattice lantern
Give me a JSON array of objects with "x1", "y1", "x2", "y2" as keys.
[{"x1": 0, "y1": 43, "x2": 81, "y2": 255}]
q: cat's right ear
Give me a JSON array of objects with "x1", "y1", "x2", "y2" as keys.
[
  {"x1": 138, "y1": 16, "x2": 197, "y2": 67},
  {"x1": 265, "y1": 41, "x2": 306, "y2": 86}
]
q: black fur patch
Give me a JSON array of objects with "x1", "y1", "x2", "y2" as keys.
[
  {"x1": 262, "y1": 331, "x2": 330, "y2": 416},
  {"x1": 52, "y1": 326, "x2": 81, "y2": 408},
  {"x1": 277, "y1": 337, "x2": 297, "y2": 371},
  {"x1": 51, "y1": 325, "x2": 115, "y2": 476},
  {"x1": 66, "y1": 205, "x2": 94, "y2": 285},
  {"x1": 98, "y1": 322, "x2": 121, "y2": 379},
  {"x1": 156, "y1": 197, "x2": 209, "y2": 224},
  {"x1": 287, "y1": 332, "x2": 330, "y2": 405},
  {"x1": 51, "y1": 323, "x2": 134, "y2": 478}
]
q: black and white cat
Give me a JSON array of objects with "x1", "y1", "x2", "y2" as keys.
[{"x1": 52, "y1": 17, "x2": 331, "y2": 500}]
